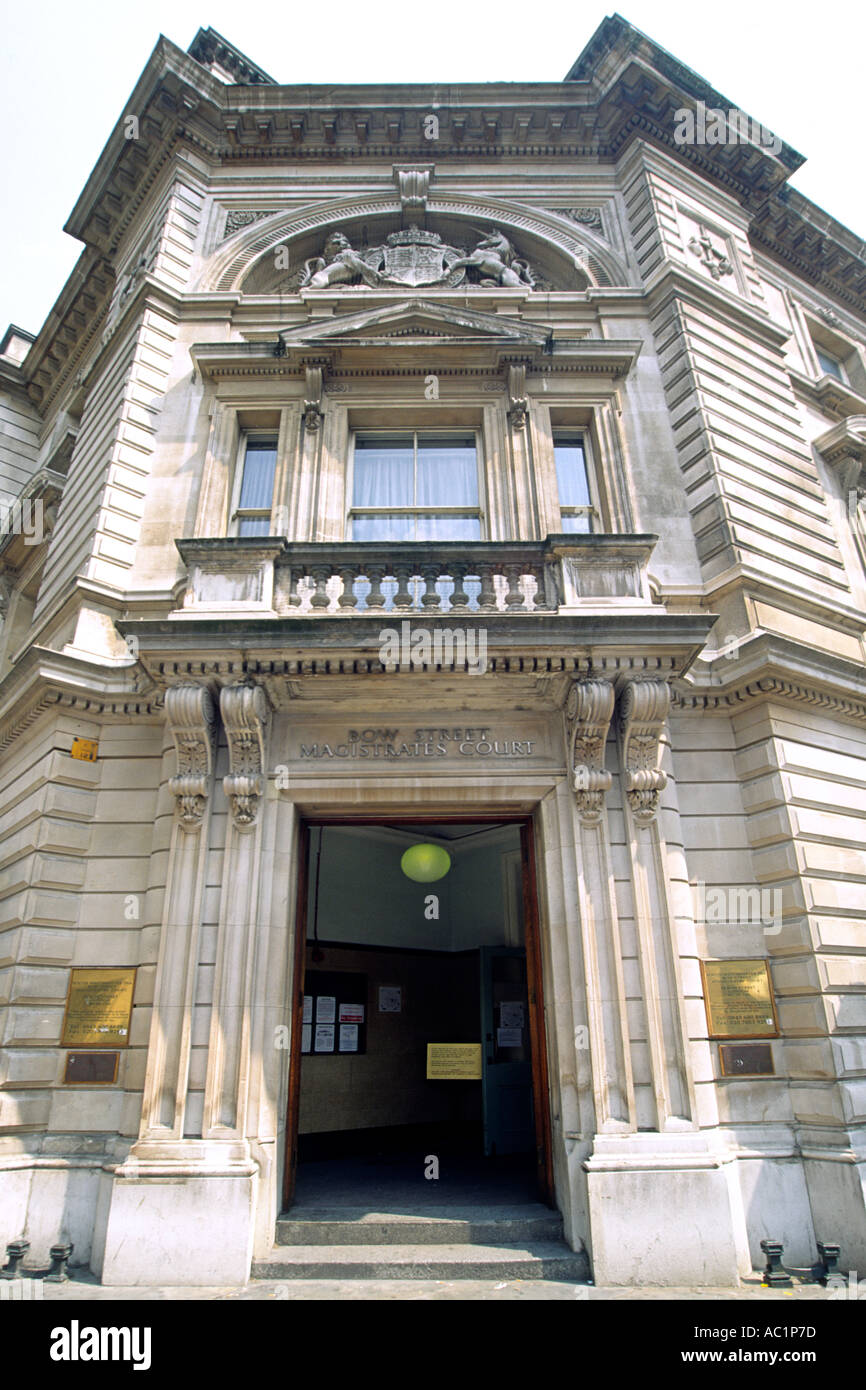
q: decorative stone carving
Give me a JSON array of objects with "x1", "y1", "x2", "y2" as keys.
[
  {"x1": 449, "y1": 229, "x2": 536, "y2": 287},
  {"x1": 619, "y1": 680, "x2": 670, "y2": 825},
  {"x1": 298, "y1": 224, "x2": 538, "y2": 290},
  {"x1": 395, "y1": 169, "x2": 431, "y2": 214},
  {"x1": 565, "y1": 679, "x2": 615, "y2": 823},
  {"x1": 300, "y1": 232, "x2": 385, "y2": 289},
  {"x1": 303, "y1": 366, "x2": 324, "y2": 430},
  {"x1": 166, "y1": 685, "x2": 217, "y2": 829},
  {"x1": 557, "y1": 208, "x2": 605, "y2": 236},
  {"x1": 221, "y1": 681, "x2": 269, "y2": 827},
  {"x1": 816, "y1": 305, "x2": 842, "y2": 329},
  {"x1": 224, "y1": 210, "x2": 277, "y2": 240},
  {"x1": 814, "y1": 416, "x2": 866, "y2": 499},
  {"x1": 506, "y1": 363, "x2": 529, "y2": 429},
  {"x1": 688, "y1": 225, "x2": 733, "y2": 281}
]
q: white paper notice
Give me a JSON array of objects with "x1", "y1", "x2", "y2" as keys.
[
  {"x1": 378, "y1": 986, "x2": 402, "y2": 1013},
  {"x1": 302, "y1": 996, "x2": 313, "y2": 1024},
  {"x1": 339, "y1": 1003, "x2": 365, "y2": 1023},
  {"x1": 316, "y1": 996, "x2": 336, "y2": 1023},
  {"x1": 314, "y1": 1024, "x2": 335, "y2": 1052},
  {"x1": 339, "y1": 1024, "x2": 359, "y2": 1052},
  {"x1": 497, "y1": 1027, "x2": 523, "y2": 1047},
  {"x1": 500, "y1": 1002, "x2": 524, "y2": 1028},
  {"x1": 301, "y1": 1024, "x2": 312, "y2": 1053}
]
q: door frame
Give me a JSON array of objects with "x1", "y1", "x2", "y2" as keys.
[{"x1": 280, "y1": 812, "x2": 555, "y2": 1210}]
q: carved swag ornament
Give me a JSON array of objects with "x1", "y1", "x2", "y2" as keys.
[
  {"x1": 565, "y1": 679, "x2": 615, "y2": 823},
  {"x1": 166, "y1": 685, "x2": 217, "y2": 829},
  {"x1": 619, "y1": 680, "x2": 670, "y2": 825}
]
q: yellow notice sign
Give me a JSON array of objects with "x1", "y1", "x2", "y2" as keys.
[
  {"x1": 70, "y1": 737, "x2": 98, "y2": 762},
  {"x1": 700, "y1": 960, "x2": 778, "y2": 1039},
  {"x1": 426, "y1": 1043, "x2": 482, "y2": 1080},
  {"x1": 61, "y1": 968, "x2": 136, "y2": 1048}
]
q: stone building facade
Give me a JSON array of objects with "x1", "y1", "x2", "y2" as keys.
[{"x1": 0, "y1": 18, "x2": 864, "y2": 1286}]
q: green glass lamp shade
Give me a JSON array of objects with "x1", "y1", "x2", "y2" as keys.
[{"x1": 400, "y1": 843, "x2": 451, "y2": 882}]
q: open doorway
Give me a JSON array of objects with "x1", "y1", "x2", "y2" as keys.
[{"x1": 282, "y1": 818, "x2": 553, "y2": 1213}]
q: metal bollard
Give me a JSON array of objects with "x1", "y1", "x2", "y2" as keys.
[
  {"x1": 760, "y1": 1238, "x2": 793, "y2": 1287},
  {"x1": 46, "y1": 1243, "x2": 74, "y2": 1283},
  {"x1": 816, "y1": 1241, "x2": 844, "y2": 1287},
  {"x1": 1, "y1": 1240, "x2": 30, "y2": 1280}
]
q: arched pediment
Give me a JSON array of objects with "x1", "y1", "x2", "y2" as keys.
[{"x1": 201, "y1": 196, "x2": 629, "y2": 296}]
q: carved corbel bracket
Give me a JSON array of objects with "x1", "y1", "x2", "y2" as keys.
[
  {"x1": 565, "y1": 679, "x2": 615, "y2": 824},
  {"x1": 166, "y1": 685, "x2": 217, "y2": 830},
  {"x1": 814, "y1": 416, "x2": 866, "y2": 501},
  {"x1": 221, "y1": 681, "x2": 270, "y2": 827},
  {"x1": 619, "y1": 680, "x2": 671, "y2": 826},
  {"x1": 394, "y1": 168, "x2": 432, "y2": 217},
  {"x1": 303, "y1": 365, "x2": 324, "y2": 431},
  {"x1": 506, "y1": 363, "x2": 529, "y2": 429}
]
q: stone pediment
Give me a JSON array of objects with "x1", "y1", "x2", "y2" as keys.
[{"x1": 275, "y1": 301, "x2": 550, "y2": 352}]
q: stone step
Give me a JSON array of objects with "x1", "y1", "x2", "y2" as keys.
[
  {"x1": 275, "y1": 1205, "x2": 565, "y2": 1247},
  {"x1": 252, "y1": 1241, "x2": 590, "y2": 1282}
]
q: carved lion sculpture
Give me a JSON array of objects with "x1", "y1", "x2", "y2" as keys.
[{"x1": 300, "y1": 232, "x2": 383, "y2": 289}]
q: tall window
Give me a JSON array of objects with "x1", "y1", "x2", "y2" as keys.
[
  {"x1": 232, "y1": 436, "x2": 278, "y2": 535},
  {"x1": 553, "y1": 434, "x2": 596, "y2": 532},
  {"x1": 349, "y1": 433, "x2": 482, "y2": 541}
]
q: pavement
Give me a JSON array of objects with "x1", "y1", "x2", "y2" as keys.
[{"x1": 10, "y1": 1273, "x2": 857, "y2": 1300}]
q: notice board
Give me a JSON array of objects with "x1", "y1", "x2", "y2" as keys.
[{"x1": 302, "y1": 970, "x2": 367, "y2": 1055}]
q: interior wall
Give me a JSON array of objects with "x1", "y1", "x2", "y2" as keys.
[
  {"x1": 307, "y1": 826, "x2": 518, "y2": 952},
  {"x1": 299, "y1": 944, "x2": 480, "y2": 1134}
]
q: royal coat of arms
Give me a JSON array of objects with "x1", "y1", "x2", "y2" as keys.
[{"x1": 299, "y1": 224, "x2": 538, "y2": 290}]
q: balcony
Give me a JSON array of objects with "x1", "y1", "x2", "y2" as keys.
[{"x1": 173, "y1": 535, "x2": 659, "y2": 618}]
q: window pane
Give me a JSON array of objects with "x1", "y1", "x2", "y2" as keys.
[
  {"x1": 352, "y1": 514, "x2": 415, "y2": 542},
  {"x1": 353, "y1": 437, "x2": 414, "y2": 507},
  {"x1": 416, "y1": 436, "x2": 478, "y2": 507},
  {"x1": 815, "y1": 348, "x2": 844, "y2": 381},
  {"x1": 238, "y1": 516, "x2": 273, "y2": 537},
  {"x1": 554, "y1": 437, "x2": 591, "y2": 508},
  {"x1": 416, "y1": 514, "x2": 482, "y2": 541},
  {"x1": 239, "y1": 440, "x2": 277, "y2": 510},
  {"x1": 559, "y1": 513, "x2": 592, "y2": 534}
]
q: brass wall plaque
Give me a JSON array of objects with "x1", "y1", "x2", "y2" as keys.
[
  {"x1": 64, "y1": 1052, "x2": 119, "y2": 1085},
  {"x1": 700, "y1": 960, "x2": 778, "y2": 1039},
  {"x1": 70, "y1": 737, "x2": 98, "y2": 761},
  {"x1": 426, "y1": 1043, "x2": 482, "y2": 1080},
  {"x1": 719, "y1": 1043, "x2": 775, "y2": 1077},
  {"x1": 61, "y1": 968, "x2": 136, "y2": 1048}
]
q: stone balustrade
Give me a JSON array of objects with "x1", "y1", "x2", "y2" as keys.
[{"x1": 174, "y1": 535, "x2": 658, "y2": 618}]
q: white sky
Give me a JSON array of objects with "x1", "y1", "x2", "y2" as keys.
[{"x1": 2, "y1": 0, "x2": 864, "y2": 337}]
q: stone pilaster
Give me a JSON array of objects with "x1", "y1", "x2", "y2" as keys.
[
  {"x1": 565, "y1": 679, "x2": 634, "y2": 1131},
  {"x1": 203, "y1": 681, "x2": 270, "y2": 1137},
  {"x1": 137, "y1": 684, "x2": 216, "y2": 1139},
  {"x1": 617, "y1": 678, "x2": 693, "y2": 1127}
]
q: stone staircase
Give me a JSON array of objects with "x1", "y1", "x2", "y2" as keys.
[{"x1": 252, "y1": 1204, "x2": 589, "y2": 1281}]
